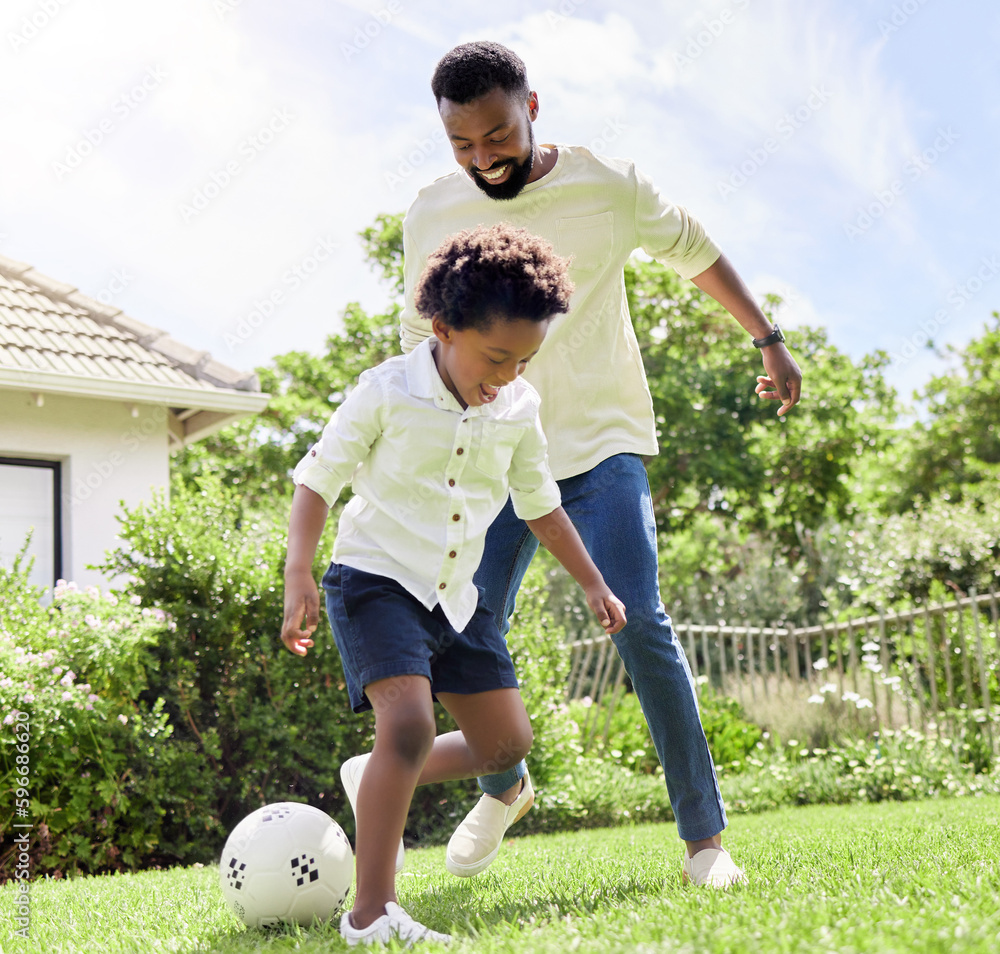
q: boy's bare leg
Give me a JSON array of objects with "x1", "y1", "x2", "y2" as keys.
[
  {"x1": 417, "y1": 732, "x2": 522, "y2": 803},
  {"x1": 350, "y1": 675, "x2": 436, "y2": 930},
  {"x1": 428, "y1": 688, "x2": 532, "y2": 799}
]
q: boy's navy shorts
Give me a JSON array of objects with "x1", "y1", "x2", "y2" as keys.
[{"x1": 321, "y1": 562, "x2": 519, "y2": 713}]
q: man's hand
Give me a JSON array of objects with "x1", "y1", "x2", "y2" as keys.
[
  {"x1": 756, "y1": 344, "x2": 802, "y2": 417},
  {"x1": 585, "y1": 585, "x2": 627, "y2": 635},
  {"x1": 281, "y1": 569, "x2": 319, "y2": 656}
]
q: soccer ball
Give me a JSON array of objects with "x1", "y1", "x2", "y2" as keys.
[{"x1": 219, "y1": 801, "x2": 354, "y2": 929}]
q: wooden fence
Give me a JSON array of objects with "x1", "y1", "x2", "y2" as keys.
[{"x1": 566, "y1": 587, "x2": 1000, "y2": 752}]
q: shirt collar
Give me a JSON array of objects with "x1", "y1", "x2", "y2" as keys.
[{"x1": 404, "y1": 338, "x2": 507, "y2": 417}]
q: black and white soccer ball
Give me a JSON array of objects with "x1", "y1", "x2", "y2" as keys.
[{"x1": 219, "y1": 801, "x2": 354, "y2": 929}]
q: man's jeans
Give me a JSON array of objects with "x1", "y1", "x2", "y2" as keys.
[{"x1": 474, "y1": 453, "x2": 727, "y2": 841}]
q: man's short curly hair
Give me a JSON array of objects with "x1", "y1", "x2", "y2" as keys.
[
  {"x1": 431, "y1": 41, "x2": 529, "y2": 105},
  {"x1": 414, "y1": 224, "x2": 574, "y2": 332}
]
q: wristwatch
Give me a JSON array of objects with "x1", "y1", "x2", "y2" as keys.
[{"x1": 751, "y1": 323, "x2": 785, "y2": 348}]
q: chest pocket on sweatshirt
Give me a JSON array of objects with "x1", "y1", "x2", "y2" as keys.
[
  {"x1": 556, "y1": 211, "x2": 614, "y2": 272},
  {"x1": 475, "y1": 421, "x2": 519, "y2": 478}
]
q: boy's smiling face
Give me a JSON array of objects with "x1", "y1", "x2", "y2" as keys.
[{"x1": 431, "y1": 314, "x2": 548, "y2": 409}]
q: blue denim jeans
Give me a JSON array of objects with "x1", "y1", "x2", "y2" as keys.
[{"x1": 473, "y1": 453, "x2": 727, "y2": 841}]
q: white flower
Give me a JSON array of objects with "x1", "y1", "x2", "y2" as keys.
[
  {"x1": 84, "y1": 615, "x2": 99, "y2": 628},
  {"x1": 129, "y1": 595, "x2": 142, "y2": 606},
  {"x1": 807, "y1": 694, "x2": 825, "y2": 704},
  {"x1": 62, "y1": 691, "x2": 73, "y2": 702},
  {"x1": 118, "y1": 714, "x2": 129, "y2": 725},
  {"x1": 855, "y1": 697, "x2": 874, "y2": 709},
  {"x1": 861, "y1": 641, "x2": 880, "y2": 653},
  {"x1": 821, "y1": 682, "x2": 837, "y2": 694},
  {"x1": 812, "y1": 658, "x2": 830, "y2": 671},
  {"x1": 60, "y1": 671, "x2": 76, "y2": 686},
  {"x1": 842, "y1": 691, "x2": 860, "y2": 703}
]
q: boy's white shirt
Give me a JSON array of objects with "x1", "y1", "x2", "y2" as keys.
[
  {"x1": 399, "y1": 144, "x2": 723, "y2": 481},
  {"x1": 293, "y1": 337, "x2": 561, "y2": 631}
]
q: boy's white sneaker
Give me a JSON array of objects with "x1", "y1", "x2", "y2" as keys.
[
  {"x1": 445, "y1": 770, "x2": 533, "y2": 877},
  {"x1": 340, "y1": 902, "x2": 451, "y2": 947},
  {"x1": 681, "y1": 847, "x2": 747, "y2": 888},
  {"x1": 341, "y1": 753, "x2": 405, "y2": 873}
]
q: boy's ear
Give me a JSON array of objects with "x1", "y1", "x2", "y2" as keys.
[{"x1": 431, "y1": 315, "x2": 453, "y2": 342}]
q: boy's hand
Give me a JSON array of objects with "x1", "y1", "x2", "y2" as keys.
[
  {"x1": 585, "y1": 585, "x2": 627, "y2": 635},
  {"x1": 281, "y1": 569, "x2": 319, "y2": 656}
]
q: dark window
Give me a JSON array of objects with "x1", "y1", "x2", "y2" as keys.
[{"x1": 0, "y1": 457, "x2": 63, "y2": 589}]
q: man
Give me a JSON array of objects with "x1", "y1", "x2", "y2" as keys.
[{"x1": 396, "y1": 41, "x2": 801, "y2": 888}]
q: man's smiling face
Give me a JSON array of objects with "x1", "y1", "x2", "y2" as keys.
[{"x1": 439, "y1": 86, "x2": 539, "y2": 201}]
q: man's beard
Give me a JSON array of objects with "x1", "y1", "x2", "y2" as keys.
[{"x1": 469, "y1": 129, "x2": 536, "y2": 201}]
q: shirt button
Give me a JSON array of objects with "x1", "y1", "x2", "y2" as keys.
[
  {"x1": 448, "y1": 479, "x2": 456, "y2": 487},
  {"x1": 456, "y1": 447, "x2": 464, "y2": 455},
  {"x1": 438, "y1": 582, "x2": 447, "y2": 590},
  {"x1": 452, "y1": 514, "x2": 460, "y2": 521},
  {"x1": 449, "y1": 550, "x2": 457, "y2": 558}
]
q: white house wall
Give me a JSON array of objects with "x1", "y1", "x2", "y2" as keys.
[{"x1": 0, "y1": 389, "x2": 169, "y2": 589}]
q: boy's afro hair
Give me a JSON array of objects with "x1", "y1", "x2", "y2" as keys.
[
  {"x1": 415, "y1": 224, "x2": 574, "y2": 331},
  {"x1": 431, "y1": 41, "x2": 529, "y2": 104}
]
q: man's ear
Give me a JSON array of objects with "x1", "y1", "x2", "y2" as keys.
[{"x1": 527, "y1": 91, "x2": 539, "y2": 119}]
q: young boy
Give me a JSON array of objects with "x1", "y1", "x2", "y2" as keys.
[{"x1": 280, "y1": 223, "x2": 626, "y2": 947}]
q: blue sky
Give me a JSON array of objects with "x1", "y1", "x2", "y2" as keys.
[{"x1": 2, "y1": 0, "x2": 997, "y2": 403}]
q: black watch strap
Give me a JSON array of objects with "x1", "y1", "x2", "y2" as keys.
[{"x1": 752, "y1": 323, "x2": 785, "y2": 348}]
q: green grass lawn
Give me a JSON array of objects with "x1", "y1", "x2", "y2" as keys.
[{"x1": 3, "y1": 795, "x2": 999, "y2": 953}]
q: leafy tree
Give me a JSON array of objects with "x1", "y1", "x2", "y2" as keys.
[
  {"x1": 626, "y1": 258, "x2": 898, "y2": 555},
  {"x1": 892, "y1": 312, "x2": 1000, "y2": 508}
]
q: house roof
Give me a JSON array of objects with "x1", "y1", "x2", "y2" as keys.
[{"x1": 0, "y1": 254, "x2": 269, "y2": 444}]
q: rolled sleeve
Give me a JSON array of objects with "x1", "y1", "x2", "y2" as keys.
[
  {"x1": 635, "y1": 168, "x2": 721, "y2": 280},
  {"x1": 293, "y1": 372, "x2": 385, "y2": 507},
  {"x1": 507, "y1": 413, "x2": 562, "y2": 521},
  {"x1": 400, "y1": 216, "x2": 433, "y2": 354}
]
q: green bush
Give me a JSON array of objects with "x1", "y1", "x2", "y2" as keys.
[
  {"x1": 99, "y1": 476, "x2": 372, "y2": 838},
  {"x1": 567, "y1": 681, "x2": 762, "y2": 776},
  {"x1": 718, "y1": 728, "x2": 1000, "y2": 814},
  {"x1": 98, "y1": 476, "x2": 589, "y2": 854},
  {"x1": 0, "y1": 550, "x2": 217, "y2": 877}
]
